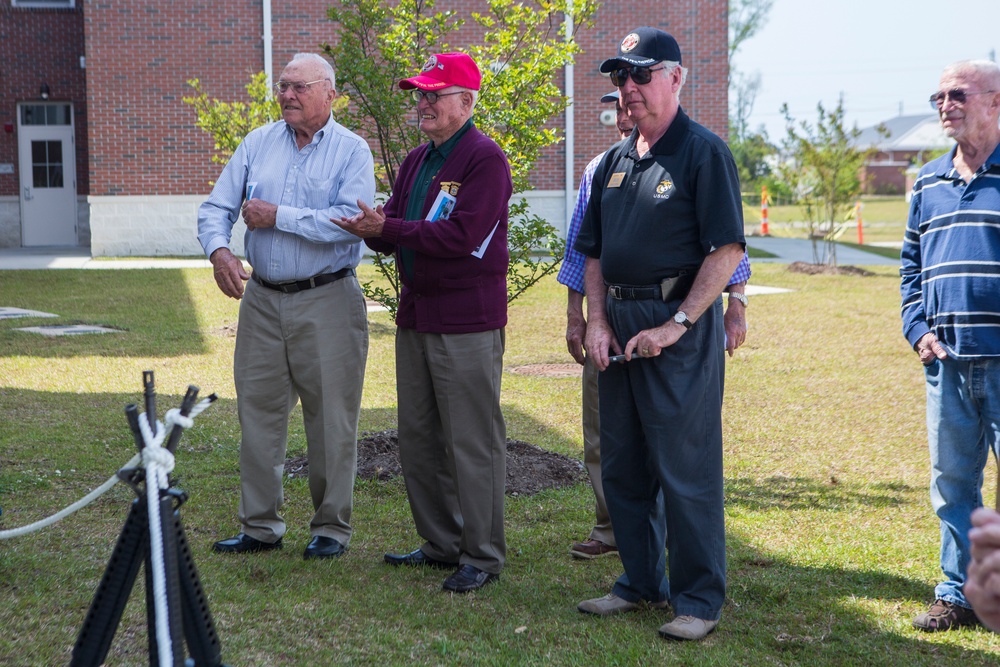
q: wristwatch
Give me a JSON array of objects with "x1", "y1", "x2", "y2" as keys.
[
  {"x1": 673, "y1": 311, "x2": 693, "y2": 329},
  {"x1": 727, "y1": 291, "x2": 748, "y2": 307}
]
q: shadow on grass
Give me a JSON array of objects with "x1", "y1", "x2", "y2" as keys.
[{"x1": 726, "y1": 475, "x2": 915, "y2": 511}]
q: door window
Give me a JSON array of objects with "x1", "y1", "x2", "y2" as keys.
[
  {"x1": 31, "y1": 141, "x2": 64, "y2": 188},
  {"x1": 20, "y1": 104, "x2": 72, "y2": 126}
]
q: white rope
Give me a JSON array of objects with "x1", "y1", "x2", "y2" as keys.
[
  {"x1": 138, "y1": 411, "x2": 176, "y2": 667},
  {"x1": 0, "y1": 453, "x2": 142, "y2": 540},
  {"x1": 0, "y1": 398, "x2": 214, "y2": 541}
]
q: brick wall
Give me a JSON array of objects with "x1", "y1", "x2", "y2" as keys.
[
  {"x1": 0, "y1": 5, "x2": 87, "y2": 198},
  {"x1": 83, "y1": 0, "x2": 728, "y2": 196}
]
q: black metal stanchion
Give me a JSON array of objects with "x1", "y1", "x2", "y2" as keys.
[{"x1": 70, "y1": 372, "x2": 227, "y2": 667}]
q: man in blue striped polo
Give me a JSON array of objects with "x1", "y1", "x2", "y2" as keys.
[{"x1": 901, "y1": 59, "x2": 1000, "y2": 631}]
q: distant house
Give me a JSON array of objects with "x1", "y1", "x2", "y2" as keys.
[{"x1": 855, "y1": 114, "x2": 953, "y2": 195}]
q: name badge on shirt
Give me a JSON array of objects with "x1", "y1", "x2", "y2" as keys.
[{"x1": 607, "y1": 172, "x2": 626, "y2": 188}]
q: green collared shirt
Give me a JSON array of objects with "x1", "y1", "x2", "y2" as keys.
[{"x1": 401, "y1": 118, "x2": 474, "y2": 279}]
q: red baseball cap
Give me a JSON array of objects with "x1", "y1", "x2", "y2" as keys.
[{"x1": 399, "y1": 52, "x2": 482, "y2": 91}]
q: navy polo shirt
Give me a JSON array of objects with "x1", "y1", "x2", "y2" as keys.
[{"x1": 575, "y1": 108, "x2": 745, "y2": 286}]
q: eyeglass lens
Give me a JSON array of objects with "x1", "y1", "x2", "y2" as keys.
[{"x1": 411, "y1": 90, "x2": 440, "y2": 104}]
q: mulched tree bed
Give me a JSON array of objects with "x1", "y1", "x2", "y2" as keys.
[{"x1": 285, "y1": 429, "x2": 586, "y2": 497}]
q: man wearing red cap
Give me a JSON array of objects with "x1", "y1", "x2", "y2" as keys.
[
  {"x1": 575, "y1": 27, "x2": 745, "y2": 641},
  {"x1": 336, "y1": 52, "x2": 512, "y2": 593}
]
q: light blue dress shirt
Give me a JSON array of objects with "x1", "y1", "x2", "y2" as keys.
[{"x1": 198, "y1": 114, "x2": 376, "y2": 283}]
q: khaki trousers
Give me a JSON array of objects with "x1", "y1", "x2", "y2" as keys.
[
  {"x1": 582, "y1": 356, "x2": 615, "y2": 546},
  {"x1": 395, "y1": 327, "x2": 506, "y2": 574},
  {"x1": 233, "y1": 277, "x2": 368, "y2": 544}
]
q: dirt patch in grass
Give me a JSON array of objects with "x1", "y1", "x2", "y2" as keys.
[
  {"x1": 285, "y1": 429, "x2": 586, "y2": 497},
  {"x1": 787, "y1": 261, "x2": 876, "y2": 277}
]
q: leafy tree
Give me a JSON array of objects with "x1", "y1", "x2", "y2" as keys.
[
  {"x1": 183, "y1": 0, "x2": 594, "y2": 317},
  {"x1": 729, "y1": 0, "x2": 774, "y2": 59},
  {"x1": 727, "y1": 0, "x2": 775, "y2": 197},
  {"x1": 324, "y1": 0, "x2": 596, "y2": 316},
  {"x1": 777, "y1": 97, "x2": 883, "y2": 265}
]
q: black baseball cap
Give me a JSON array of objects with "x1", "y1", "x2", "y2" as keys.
[
  {"x1": 600, "y1": 90, "x2": 620, "y2": 103},
  {"x1": 600, "y1": 27, "x2": 682, "y2": 72}
]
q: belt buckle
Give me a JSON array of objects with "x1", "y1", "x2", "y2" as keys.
[{"x1": 608, "y1": 285, "x2": 622, "y2": 300}]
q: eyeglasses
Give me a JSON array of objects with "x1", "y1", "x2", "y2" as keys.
[
  {"x1": 610, "y1": 65, "x2": 665, "y2": 88},
  {"x1": 928, "y1": 88, "x2": 997, "y2": 110},
  {"x1": 274, "y1": 79, "x2": 328, "y2": 95},
  {"x1": 410, "y1": 90, "x2": 464, "y2": 104}
]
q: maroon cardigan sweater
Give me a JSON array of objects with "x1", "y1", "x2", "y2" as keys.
[{"x1": 366, "y1": 126, "x2": 513, "y2": 333}]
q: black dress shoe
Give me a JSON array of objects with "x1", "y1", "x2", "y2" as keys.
[
  {"x1": 442, "y1": 564, "x2": 499, "y2": 593},
  {"x1": 213, "y1": 532, "x2": 282, "y2": 554},
  {"x1": 303, "y1": 535, "x2": 347, "y2": 560},
  {"x1": 384, "y1": 548, "x2": 458, "y2": 569}
]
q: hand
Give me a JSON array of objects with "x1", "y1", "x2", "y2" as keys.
[
  {"x1": 583, "y1": 318, "x2": 620, "y2": 371},
  {"x1": 241, "y1": 199, "x2": 278, "y2": 230},
  {"x1": 915, "y1": 332, "x2": 948, "y2": 365},
  {"x1": 334, "y1": 199, "x2": 386, "y2": 239},
  {"x1": 209, "y1": 247, "x2": 250, "y2": 299},
  {"x1": 966, "y1": 508, "x2": 1000, "y2": 632},
  {"x1": 724, "y1": 300, "x2": 747, "y2": 357},
  {"x1": 566, "y1": 300, "x2": 587, "y2": 365},
  {"x1": 624, "y1": 320, "x2": 685, "y2": 361}
]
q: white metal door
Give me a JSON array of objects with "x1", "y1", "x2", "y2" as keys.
[{"x1": 18, "y1": 103, "x2": 77, "y2": 246}]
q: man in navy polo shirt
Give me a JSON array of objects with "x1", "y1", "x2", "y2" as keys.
[
  {"x1": 574, "y1": 27, "x2": 745, "y2": 641},
  {"x1": 901, "y1": 59, "x2": 1000, "y2": 632}
]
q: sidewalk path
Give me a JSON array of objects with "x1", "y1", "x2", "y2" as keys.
[
  {"x1": 745, "y1": 237, "x2": 900, "y2": 266},
  {"x1": 0, "y1": 238, "x2": 900, "y2": 271}
]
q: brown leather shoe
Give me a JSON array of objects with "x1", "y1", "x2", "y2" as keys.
[
  {"x1": 570, "y1": 539, "x2": 618, "y2": 560},
  {"x1": 212, "y1": 532, "x2": 282, "y2": 554},
  {"x1": 912, "y1": 599, "x2": 979, "y2": 631}
]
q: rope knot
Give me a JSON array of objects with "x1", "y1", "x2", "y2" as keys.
[{"x1": 142, "y1": 446, "x2": 175, "y2": 473}]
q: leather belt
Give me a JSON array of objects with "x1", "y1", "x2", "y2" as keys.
[
  {"x1": 607, "y1": 271, "x2": 696, "y2": 302},
  {"x1": 607, "y1": 283, "x2": 661, "y2": 300},
  {"x1": 251, "y1": 267, "x2": 354, "y2": 294}
]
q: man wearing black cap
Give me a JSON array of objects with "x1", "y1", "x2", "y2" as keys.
[
  {"x1": 574, "y1": 27, "x2": 745, "y2": 641},
  {"x1": 336, "y1": 52, "x2": 512, "y2": 593},
  {"x1": 563, "y1": 92, "x2": 751, "y2": 562}
]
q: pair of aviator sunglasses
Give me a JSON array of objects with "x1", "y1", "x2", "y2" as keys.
[
  {"x1": 610, "y1": 65, "x2": 665, "y2": 88},
  {"x1": 928, "y1": 88, "x2": 997, "y2": 110}
]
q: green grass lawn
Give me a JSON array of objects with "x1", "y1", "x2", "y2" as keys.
[{"x1": 2, "y1": 264, "x2": 999, "y2": 665}]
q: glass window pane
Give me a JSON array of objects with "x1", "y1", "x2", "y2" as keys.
[
  {"x1": 33, "y1": 166, "x2": 48, "y2": 188},
  {"x1": 49, "y1": 166, "x2": 64, "y2": 188},
  {"x1": 22, "y1": 106, "x2": 41, "y2": 126},
  {"x1": 48, "y1": 141, "x2": 62, "y2": 163},
  {"x1": 53, "y1": 105, "x2": 71, "y2": 125},
  {"x1": 32, "y1": 141, "x2": 47, "y2": 163}
]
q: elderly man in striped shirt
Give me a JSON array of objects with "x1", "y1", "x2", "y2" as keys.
[{"x1": 901, "y1": 59, "x2": 1000, "y2": 632}]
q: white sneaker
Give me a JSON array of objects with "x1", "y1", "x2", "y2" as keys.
[
  {"x1": 578, "y1": 593, "x2": 669, "y2": 616},
  {"x1": 658, "y1": 615, "x2": 718, "y2": 640}
]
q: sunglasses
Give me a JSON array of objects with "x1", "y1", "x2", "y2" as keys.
[
  {"x1": 610, "y1": 65, "x2": 665, "y2": 88},
  {"x1": 928, "y1": 88, "x2": 997, "y2": 110},
  {"x1": 410, "y1": 90, "x2": 464, "y2": 104}
]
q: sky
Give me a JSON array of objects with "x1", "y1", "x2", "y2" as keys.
[{"x1": 733, "y1": 0, "x2": 999, "y2": 141}]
